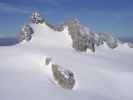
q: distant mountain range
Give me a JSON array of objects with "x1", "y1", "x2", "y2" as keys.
[
  {"x1": 0, "y1": 37, "x2": 19, "y2": 46},
  {"x1": 119, "y1": 37, "x2": 133, "y2": 43}
]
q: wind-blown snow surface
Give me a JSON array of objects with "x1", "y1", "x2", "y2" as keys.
[{"x1": 0, "y1": 23, "x2": 133, "y2": 100}]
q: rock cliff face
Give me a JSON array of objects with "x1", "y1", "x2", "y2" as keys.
[
  {"x1": 19, "y1": 24, "x2": 34, "y2": 42},
  {"x1": 64, "y1": 19, "x2": 119, "y2": 51},
  {"x1": 64, "y1": 19, "x2": 95, "y2": 52},
  {"x1": 94, "y1": 32, "x2": 118, "y2": 49}
]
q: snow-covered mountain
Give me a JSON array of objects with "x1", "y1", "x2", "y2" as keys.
[
  {"x1": 0, "y1": 11, "x2": 133, "y2": 100},
  {"x1": 19, "y1": 12, "x2": 122, "y2": 52}
]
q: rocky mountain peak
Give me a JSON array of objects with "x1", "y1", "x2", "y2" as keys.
[
  {"x1": 30, "y1": 11, "x2": 44, "y2": 24},
  {"x1": 19, "y1": 12, "x2": 120, "y2": 52},
  {"x1": 19, "y1": 24, "x2": 34, "y2": 42}
]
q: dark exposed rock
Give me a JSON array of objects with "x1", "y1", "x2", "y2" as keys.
[
  {"x1": 52, "y1": 64, "x2": 75, "y2": 89},
  {"x1": 30, "y1": 11, "x2": 44, "y2": 24},
  {"x1": 45, "y1": 57, "x2": 52, "y2": 65},
  {"x1": 64, "y1": 19, "x2": 95, "y2": 52},
  {"x1": 128, "y1": 42, "x2": 133, "y2": 48},
  {"x1": 25, "y1": 34, "x2": 32, "y2": 41},
  {"x1": 94, "y1": 32, "x2": 118, "y2": 49},
  {"x1": 45, "y1": 22, "x2": 64, "y2": 32},
  {"x1": 19, "y1": 25, "x2": 34, "y2": 42}
]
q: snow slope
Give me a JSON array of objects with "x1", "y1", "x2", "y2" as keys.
[{"x1": 0, "y1": 22, "x2": 133, "y2": 100}]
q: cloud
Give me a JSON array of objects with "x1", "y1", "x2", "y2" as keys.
[{"x1": 0, "y1": 2, "x2": 31, "y2": 14}]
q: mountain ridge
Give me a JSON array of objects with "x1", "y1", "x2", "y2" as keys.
[{"x1": 19, "y1": 11, "x2": 133, "y2": 52}]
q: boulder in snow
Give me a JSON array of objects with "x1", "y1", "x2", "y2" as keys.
[
  {"x1": 45, "y1": 57, "x2": 52, "y2": 65},
  {"x1": 52, "y1": 64, "x2": 75, "y2": 89}
]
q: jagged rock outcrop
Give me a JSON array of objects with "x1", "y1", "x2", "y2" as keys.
[
  {"x1": 52, "y1": 64, "x2": 75, "y2": 89},
  {"x1": 52, "y1": 24, "x2": 64, "y2": 32},
  {"x1": 19, "y1": 24, "x2": 34, "y2": 42},
  {"x1": 64, "y1": 19, "x2": 95, "y2": 52},
  {"x1": 53, "y1": 19, "x2": 118, "y2": 52},
  {"x1": 128, "y1": 42, "x2": 133, "y2": 48},
  {"x1": 95, "y1": 32, "x2": 118, "y2": 49},
  {"x1": 30, "y1": 11, "x2": 44, "y2": 24}
]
